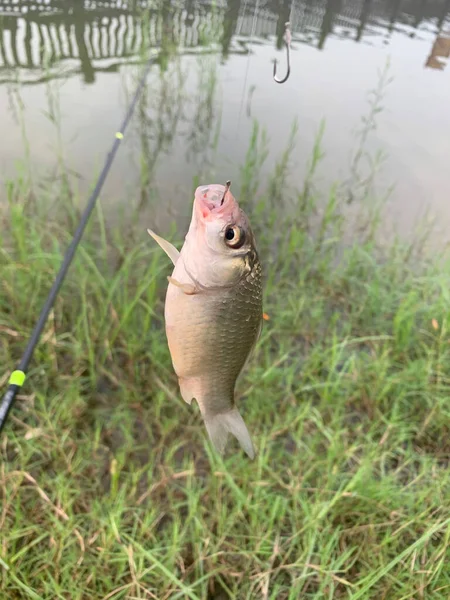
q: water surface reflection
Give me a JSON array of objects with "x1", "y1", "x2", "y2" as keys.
[{"x1": 1, "y1": 0, "x2": 449, "y2": 241}]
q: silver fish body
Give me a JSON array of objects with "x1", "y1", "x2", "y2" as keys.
[{"x1": 148, "y1": 184, "x2": 262, "y2": 458}]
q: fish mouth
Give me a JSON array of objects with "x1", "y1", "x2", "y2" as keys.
[{"x1": 194, "y1": 183, "x2": 235, "y2": 219}]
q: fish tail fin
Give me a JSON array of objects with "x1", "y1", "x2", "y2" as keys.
[{"x1": 204, "y1": 408, "x2": 255, "y2": 459}]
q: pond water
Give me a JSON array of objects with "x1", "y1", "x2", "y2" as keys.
[{"x1": 1, "y1": 0, "x2": 450, "y2": 243}]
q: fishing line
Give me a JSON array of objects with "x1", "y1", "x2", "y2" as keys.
[
  {"x1": 235, "y1": 0, "x2": 296, "y2": 136},
  {"x1": 0, "y1": 52, "x2": 156, "y2": 435},
  {"x1": 235, "y1": 0, "x2": 260, "y2": 139}
]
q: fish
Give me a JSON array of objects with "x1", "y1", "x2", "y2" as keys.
[{"x1": 147, "y1": 182, "x2": 263, "y2": 459}]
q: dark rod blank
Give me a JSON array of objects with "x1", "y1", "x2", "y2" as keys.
[{"x1": 0, "y1": 54, "x2": 155, "y2": 434}]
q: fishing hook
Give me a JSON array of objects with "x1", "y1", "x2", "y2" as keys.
[
  {"x1": 273, "y1": 21, "x2": 291, "y2": 84},
  {"x1": 220, "y1": 180, "x2": 231, "y2": 205}
]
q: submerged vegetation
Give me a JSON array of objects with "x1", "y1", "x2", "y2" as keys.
[{"x1": 2, "y1": 38, "x2": 450, "y2": 600}]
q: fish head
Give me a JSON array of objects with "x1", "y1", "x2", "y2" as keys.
[{"x1": 182, "y1": 184, "x2": 258, "y2": 288}]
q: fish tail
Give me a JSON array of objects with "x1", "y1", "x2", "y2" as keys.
[{"x1": 204, "y1": 408, "x2": 255, "y2": 459}]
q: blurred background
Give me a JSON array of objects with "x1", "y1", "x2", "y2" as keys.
[{"x1": 1, "y1": 0, "x2": 449, "y2": 242}]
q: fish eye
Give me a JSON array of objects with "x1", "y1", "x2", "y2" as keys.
[{"x1": 224, "y1": 225, "x2": 245, "y2": 249}]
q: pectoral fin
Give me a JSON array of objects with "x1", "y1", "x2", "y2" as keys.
[
  {"x1": 147, "y1": 228, "x2": 180, "y2": 266},
  {"x1": 167, "y1": 276, "x2": 198, "y2": 295}
]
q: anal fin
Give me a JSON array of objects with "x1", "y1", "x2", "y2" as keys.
[{"x1": 178, "y1": 377, "x2": 199, "y2": 405}]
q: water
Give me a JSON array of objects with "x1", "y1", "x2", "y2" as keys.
[{"x1": 1, "y1": 0, "x2": 450, "y2": 241}]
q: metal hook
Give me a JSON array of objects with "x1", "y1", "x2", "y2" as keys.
[
  {"x1": 220, "y1": 180, "x2": 231, "y2": 206},
  {"x1": 273, "y1": 22, "x2": 291, "y2": 84}
]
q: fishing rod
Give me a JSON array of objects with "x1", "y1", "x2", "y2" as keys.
[{"x1": 0, "y1": 53, "x2": 156, "y2": 435}]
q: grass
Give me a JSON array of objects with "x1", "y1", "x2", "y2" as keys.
[{"x1": 2, "y1": 57, "x2": 450, "y2": 600}]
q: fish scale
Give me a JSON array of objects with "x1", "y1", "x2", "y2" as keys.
[{"x1": 166, "y1": 263, "x2": 262, "y2": 410}]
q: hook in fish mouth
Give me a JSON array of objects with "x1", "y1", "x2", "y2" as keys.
[{"x1": 220, "y1": 180, "x2": 231, "y2": 206}]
